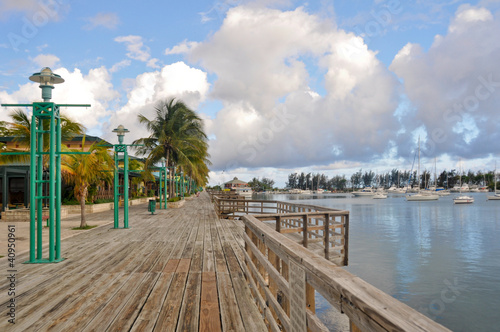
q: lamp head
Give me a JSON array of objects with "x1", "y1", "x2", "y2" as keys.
[
  {"x1": 112, "y1": 124, "x2": 129, "y2": 144},
  {"x1": 29, "y1": 67, "x2": 64, "y2": 102}
]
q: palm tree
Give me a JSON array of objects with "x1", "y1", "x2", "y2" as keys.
[
  {"x1": 0, "y1": 109, "x2": 85, "y2": 165},
  {"x1": 61, "y1": 141, "x2": 114, "y2": 228},
  {"x1": 133, "y1": 99, "x2": 210, "y2": 198}
]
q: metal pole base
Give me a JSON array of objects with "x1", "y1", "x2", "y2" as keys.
[{"x1": 24, "y1": 258, "x2": 65, "y2": 264}]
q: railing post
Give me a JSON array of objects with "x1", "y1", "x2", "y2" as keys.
[
  {"x1": 324, "y1": 213, "x2": 330, "y2": 260},
  {"x1": 344, "y1": 214, "x2": 349, "y2": 266},
  {"x1": 306, "y1": 282, "x2": 315, "y2": 313},
  {"x1": 303, "y1": 214, "x2": 308, "y2": 248},
  {"x1": 276, "y1": 215, "x2": 281, "y2": 233}
]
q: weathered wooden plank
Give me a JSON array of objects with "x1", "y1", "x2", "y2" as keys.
[
  {"x1": 176, "y1": 272, "x2": 201, "y2": 332},
  {"x1": 216, "y1": 271, "x2": 245, "y2": 332},
  {"x1": 203, "y1": 217, "x2": 215, "y2": 272},
  {"x1": 200, "y1": 271, "x2": 221, "y2": 332},
  {"x1": 21, "y1": 272, "x2": 121, "y2": 331},
  {"x1": 0, "y1": 272, "x2": 102, "y2": 331},
  {"x1": 106, "y1": 272, "x2": 160, "y2": 331},
  {"x1": 153, "y1": 259, "x2": 190, "y2": 330},
  {"x1": 43, "y1": 273, "x2": 132, "y2": 331},
  {"x1": 82, "y1": 272, "x2": 145, "y2": 332},
  {"x1": 216, "y1": 219, "x2": 268, "y2": 332},
  {"x1": 129, "y1": 260, "x2": 179, "y2": 332}
]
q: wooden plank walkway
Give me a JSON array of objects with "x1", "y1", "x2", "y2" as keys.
[{"x1": 0, "y1": 193, "x2": 267, "y2": 331}]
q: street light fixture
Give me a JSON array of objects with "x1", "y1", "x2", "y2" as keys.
[
  {"x1": 112, "y1": 124, "x2": 130, "y2": 228},
  {"x1": 29, "y1": 67, "x2": 65, "y2": 102},
  {"x1": 112, "y1": 124, "x2": 130, "y2": 144},
  {"x1": 159, "y1": 157, "x2": 167, "y2": 209}
]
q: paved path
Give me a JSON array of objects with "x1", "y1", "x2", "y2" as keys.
[{"x1": 0, "y1": 193, "x2": 267, "y2": 331}]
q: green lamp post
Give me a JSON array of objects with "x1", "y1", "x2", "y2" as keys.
[
  {"x1": 112, "y1": 125, "x2": 130, "y2": 229},
  {"x1": 159, "y1": 157, "x2": 167, "y2": 209},
  {"x1": 2, "y1": 67, "x2": 90, "y2": 263}
]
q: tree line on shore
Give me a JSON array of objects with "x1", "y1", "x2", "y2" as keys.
[{"x1": 286, "y1": 169, "x2": 498, "y2": 191}]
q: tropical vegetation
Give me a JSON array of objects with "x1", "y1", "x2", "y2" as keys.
[
  {"x1": 0, "y1": 109, "x2": 85, "y2": 165},
  {"x1": 61, "y1": 141, "x2": 115, "y2": 228},
  {"x1": 132, "y1": 98, "x2": 210, "y2": 197}
]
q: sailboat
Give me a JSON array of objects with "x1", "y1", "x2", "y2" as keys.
[
  {"x1": 487, "y1": 163, "x2": 500, "y2": 201},
  {"x1": 406, "y1": 138, "x2": 439, "y2": 201},
  {"x1": 454, "y1": 161, "x2": 474, "y2": 204}
]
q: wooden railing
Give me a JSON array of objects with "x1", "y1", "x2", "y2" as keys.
[
  {"x1": 243, "y1": 215, "x2": 451, "y2": 332},
  {"x1": 212, "y1": 196, "x2": 349, "y2": 266}
]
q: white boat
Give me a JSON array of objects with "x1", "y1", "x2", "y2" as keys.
[
  {"x1": 313, "y1": 189, "x2": 324, "y2": 194},
  {"x1": 478, "y1": 186, "x2": 489, "y2": 193},
  {"x1": 487, "y1": 164, "x2": 500, "y2": 201},
  {"x1": 406, "y1": 192, "x2": 439, "y2": 201},
  {"x1": 454, "y1": 195, "x2": 474, "y2": 204},
  {"x1": 487, "y1": 193, "x2": 500, "y2": 200},
  {"x1": 406, "y1": 138, "x2": 439, "y2": 201},
  {"x1": 352, "y1": 187, "x2": 375, "y2": 197},
  {"x1": 387, "y1": 185, "x2": 398, "y2": 193},
  {"x1": 454, "y1": 161, "x2": 473, "y2": 204},
  {"x1": 451, "y1": 183, "x2": 469, "y2": 193},
  {"x1": 289, "y1": 189, "x2": 301, "y2": 194},
  {"x1": 373, "y1": 193, "x2": 387, "y2": 199}
]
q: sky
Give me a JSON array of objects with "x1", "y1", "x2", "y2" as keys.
[{"x1": 1, "y1": 0, "x2": 500, "y2": 187}]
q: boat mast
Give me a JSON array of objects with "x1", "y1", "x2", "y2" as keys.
[
  {"x1": 495, "y1": 162, "x2": 497, "y2": 193},
  {"x1": 435, "y1": 157, "x2": 437, "y2": 189},
  {"x1": 417, "y1": 137, "x2": 420, "y2": 190}
]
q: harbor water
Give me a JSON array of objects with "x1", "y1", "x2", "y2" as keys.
[{"x1": 255, "y1": 192, "x2": 500, "y2": 331}]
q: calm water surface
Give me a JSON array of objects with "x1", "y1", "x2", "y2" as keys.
[{"x1": 255, "y1": 192, "x2": 500, "y2": 331}]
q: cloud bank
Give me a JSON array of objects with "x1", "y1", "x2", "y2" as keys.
[
  {"x1": 188, "y1": 5, "x2": 400, "y2": 170},
  {"x1": 390, "y1": 4, "x2": 500, "y2": 160}
]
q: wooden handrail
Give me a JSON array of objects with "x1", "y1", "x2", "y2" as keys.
[
  {"x1": 242, "y1": 214, "x2": 451, "y2": 332},
  {"x1": 212, "y1": 195, "x2": 349, "y2": 265}
]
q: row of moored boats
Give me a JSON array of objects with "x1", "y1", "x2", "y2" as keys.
[{"x1": 351, "y1": 186, "x2": 500, "y2": 204}]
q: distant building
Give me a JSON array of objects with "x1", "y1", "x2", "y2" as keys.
[
  {"x1": 224, "y1": 177, "x2": 248, "y2": 189},
  {"x1": 223, "y1": 177, "x2": 253, "y2": 196}
]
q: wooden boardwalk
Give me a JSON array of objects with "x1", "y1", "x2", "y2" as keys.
[{"x1": 0, "y1": 193, "x2": 267, "y2": 331}]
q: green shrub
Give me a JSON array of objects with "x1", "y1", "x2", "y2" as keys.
[
  {"x1": 62, "y1": 198, "x2": 80, "y2": 205},
  {"x1": 94, "y1": 198, "x2": 114, "y2": 204},
  {"x1": 147, "y1": 190, "x2": 155, "y2": 197},
  {"x1": 168, "y1": 197, "x2": 181, "y2": 203},
  {"x1": 183, "y1": 192, "x2": 190, "y2": 197}
]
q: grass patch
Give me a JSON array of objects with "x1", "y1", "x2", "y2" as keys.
[
  {"x1": 0, "y1": 255, "x2": 4, "y2": 259},
  {"x1": 168, "y1": 196, "x2": 182, "y2": 203},
  {"x1": 71, "y1": 225, "x2": 98, "y2": 230}
]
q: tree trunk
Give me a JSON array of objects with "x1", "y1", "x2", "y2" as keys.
[{"x1": 80, "y1": 186, "x2": 88, "y2": 228}]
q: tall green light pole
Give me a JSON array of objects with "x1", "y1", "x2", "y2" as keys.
[
  {"x1": 159, "y1": 157, "x2": 167, "y2": 209},
  {"x1": 112, "y1": 125, "x2": 130, "y2": 229},
  {"x1": 2, "y1": 67, "x2": 90, "y2": 263}
]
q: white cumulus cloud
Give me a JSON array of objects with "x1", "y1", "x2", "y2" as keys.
[
  {"x1": 32, "y1": 53, "x2": 60, "y2": 68},
  {"x1": 189, "y1": 5, "x2": 400, "y2": 170},
  {"x1": 390, "y1": 5, "x2": 500, "y2": 160},
  {"x1": 105, "y1": 62, "x2": 211, "y2": 145},
  {"x1": 83, "y1": 12, "x2": 120, "y2": 30},
  {"x1": 115, "y1": 35, "x2": 152, "y2": 62}
]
